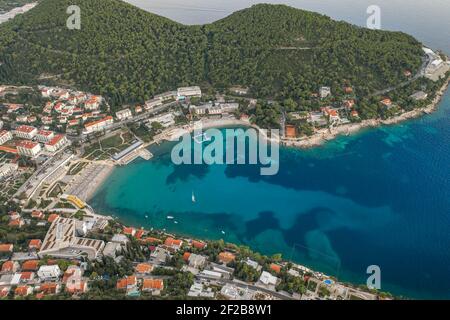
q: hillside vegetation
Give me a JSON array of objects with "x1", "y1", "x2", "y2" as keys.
[{"x1": 0, "y1": 0, "x2": 423, "y2": 107}]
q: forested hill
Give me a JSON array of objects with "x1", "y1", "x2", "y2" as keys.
[{"x1": 0, "y1": 0, "x2": 424, "y2": 107}]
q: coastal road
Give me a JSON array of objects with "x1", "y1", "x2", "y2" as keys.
[
  {"x1": 369, "y1": 55, "x2": 429, "y2": 97},
  {"x1": 196, "y1": 275, "x2": 295, "y2": 300}
]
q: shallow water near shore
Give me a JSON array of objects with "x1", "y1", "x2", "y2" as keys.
[{"x1": 91, "y1": 89, "x2": 450, "y2": 299}]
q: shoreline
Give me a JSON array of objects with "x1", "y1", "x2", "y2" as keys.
[{"x1": 282, "y1": 75, "x2": 450, "y2": 148}]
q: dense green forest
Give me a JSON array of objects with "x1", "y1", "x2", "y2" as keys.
[{"x1": 0, "y1": 0, "x2": 423, "y2": 107}]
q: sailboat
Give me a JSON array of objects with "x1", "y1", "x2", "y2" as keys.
[{"x1": 192, "y1": 191, "x2": 196, "y2": 203}]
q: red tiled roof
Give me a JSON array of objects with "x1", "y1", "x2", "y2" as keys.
[
  {"x1": 191, "y1": 240, "x2": 206, "y2": 249},
  {"x1": 1, "y1": 261, "x2": 14, "y2": 272},
  {"x1": 135, "y1": 263, "x2": 153, "y2": 274},
  {"x1": 29, "y1": 239, "x2": 42, "y2": 249},
  {"x1": 183, "y1": 252, "x2": 191, "y2": 262},
  {"x1": 14, "y1": 125, "x2": 36, "y2": 133},
  {"x1": 15, "y1": 285, "x2": 31, "y2": 296},
  {"x1": 142, "y1": 278, "x2": 163, "y2": 290},
  {"x1": 48, "y1": 214, "x2": 59, "y2": 223},
  {"x1": 218, "y1": 252, "x2": 235, "y2": 264},
  {"x1": 22, "y1": 260, "x2": 39, "y2": 271},
  {"x1": 270, "y1": 263, "x2": 282, "y2": 274},
  {"x1": 164, "y1": 237, "x2": 182, "y2": 247},
  {"x1": 46, "y1": 134, "x2": 65, "y2": 146},
  {"x1": 0, "y1": 244, "x2": 13, "y2": 252},
  {"x1": 15, "y1": 140, "x2": 39, "y2": 149}
]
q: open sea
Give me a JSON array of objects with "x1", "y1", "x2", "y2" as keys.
[{"x1": 91, "y1": 1, "x2": 450, "y2": 299}]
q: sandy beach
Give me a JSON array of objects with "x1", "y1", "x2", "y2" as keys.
[{"x1": 66, "y1": 162, "x2": 115, "y2": 202}]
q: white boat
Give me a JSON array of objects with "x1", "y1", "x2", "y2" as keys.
[
  {"x1": 144, "y1": 215, "x2": 148, "y2": 219},
  {"x1": 174, "y1": 221, "x2": 178, "y2": 224},
  {"x1": 221, "y1": 230, "x2": 226, "y2": 235},
  {"x1": 192, "y1": 191, "x2": 196, "y2": 203},
  {"x1": 167, "y1": 215, "x2": 174, "y2": 220}
]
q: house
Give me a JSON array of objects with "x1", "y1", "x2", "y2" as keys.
[
  {"x1": 188, "y1": 282, "x2": 215, "y2": 298},
  {"x1": 404, "y1": 70, "x2": 412, "y2": 77},
  {"x1": 135, "y1": 105, "x2": 143, "y2": 113},
  {"x1": 230, "y1": 86, "x2": 249, "y2": 95},
  {"x1": 343, "y1": 99, "x2": 355, "y2": 109},
  {"x1": 0, "y1": 163, "x2": 18, "y2": 179},
  {"x1": 134, "y1": 229, "x2": 145, "y2": 239},
  {"x1": 44, "y1": 134, "x2": 68, "y2": 153},
  {"x1": 111, "y1": 234, "x2": 129, "y2": 245},
  {"x1": 285, "y1": 125, "x2": 296, "y2": 138},
  {"x1": 47, "y1": 213, "x2": 59, "y2": 223},
  {"x1": 19, "y1": 271, "x2": 35, "y2": 283},
  {"x1": 116, "y1": 275, "x2": 137, "y2": 291},
  {"x1": 326, "y1": 109, "x2": 340, "y2": 122},
  {"x1": 186, "y1": 253, "x2": 207, "y2": 269},
  {"x1": 344, "y1": 86, "x2": 353, "y2": 94},
  {"x1": 269, "y1": 263, "x2": 282, "y2": 274},
  {"x1": 115, "y1": 108, "x2": 132, "y2": 121},
  {"x1": 16, "y1": 140, "x2": 41, "y2": 157},
  {"x1": 13, "y1": 125, "x2": 37, "y2": 139},
  {"x1": 144, "y1": 98, "x2": 162, "y2": 110},
  {"x1": 0, "y1": 286, "x2": 10, "y2": 298},
  {"x1": 15, "y1": 285, "x2": 33, "y2": 297},
  {"x1": 21, "y1": 260, "x2": 39, "y2": 271},
  {"x1": 142, "y1": 278, "x2": 164, "y2": 295},
  {"x1": 220, "y1": 283, "x2": 254, "y2": 300},
  {"x1": 37, "y1": 265, "x2": 61, "y2": 281},
  {"x1": 259, "y1": 271, "x2": 279, "y2": 286},
  {"x1": 123, "y1": 227, "x2": 136, "y2": 237},
  {"x1": 410, "y1": 91, "x2": 428, "y2": 101},
  {"x1": 135, "y1": 263, "x2": 153, "y2": 275},
  {"x1": 36, "y1": 130, "x2": 54, "y2": 143},
  {"x1": 150, "y1": 247, "x2": 170, "y2": 264},
  {"x1": 83, "y1": 116, "x2": 113, "y2": 134},
  {"x1": 84, "y1": 96, "x2": 101, "y2": 110},
  {"x1": 0, "y1": 244, "x2": 13, "y2": 253},
  {"x1": 31, "y1": 210, "x2": 44, "y2": 219},
  {"x1": 8, "y1": 218, "x2": 25, "y2": 228},
  {"x1": 164, "y1": 237, "x2": 183, "y2": 251},
  {"x1": 319, "y1": 86, "x2": 331, "y2": 98},
  {"x1": 245, "y1": 258, "x2": 262, "y2": 271},
  {"x1": 380, "y1": 98, "x2": 393, "y2": 107},
  {"x1": 1, "y1": 261, "x2": 19, "y2": 274},
  {"x1": 102, "y1": 242, "x2": 122, "y2": 258},
  {"x1": 0, "y1": 130, "x2": 12, "y2": 145},
  {"x1": 177, "y1": 86, "x2": 202, "y2": 100},
  {"x1": 37, "y1": 282, "x2": 60, "y2": 295},
  {"x1": 191, "y1": 240, "x2": 206, "y2": 249},
  {"x1": 28, "y1": 239, "x2": 42, "y2": 251},
  {"x1": 350, "y1": 110, "x2": 359, "y2": 118},
  {"x1": 64, "y1": 265, "x2": 87, "y2": 294},
  {"x1": 218, "y1": 252, "x2": 236, "y2": 265}
]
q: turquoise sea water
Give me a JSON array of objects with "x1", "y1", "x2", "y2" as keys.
[{"x1": 92, "y1": 89, "x2": 450, "y2": 299}]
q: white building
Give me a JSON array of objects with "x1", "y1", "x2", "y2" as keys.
[
  {"x1": 36, "y1": 130, "x2": 55, "y2": 143},
  {"x1": 84, "y1": 96, "x2": 101, "y2": 110},
  {"x1": 154, "y1": 91, "x2": 177, "y2": 101},
  {"x1": 0, "y1": 130, "x2": 12, "y2": 145},
  {"x1": 16, "y1": 140, "x2": 41, "y2": 157},
  {"x1": 177, "y1": 86, "x2": 202, "y2": 99},
  {"x1": 219, "y1": 103, "x2": 239, "y2": 113},
  {"x1": 0, "y1": 163, "x2": 18, "y2": 179},
  {"x1": 190, "y1": 104, "x2": 211, "y2": 115},
  {"x1": 13, "y1": 125, "x2": 37, "y2": 139},
  {"x1": 187, "y1": 253, "x2": 207, "y2": 269},
  {"x1": 259, "y1": 271, "x2": 278, "y2": 286},
  {"x1": 144, "y1": 98, "x2": 163, "y2": 110},
  {"x1": 147, "y1": 113, "x2": 175, "y2": 128},
  {"x1": 320, "y1": 86, "x2": 331, "y2": 99},
  {"x1": 410, "y1": 91, "x2": 428, "y2": 101},
  {"x1": 45, "y1": 134, "x2": 68, "y2": 153},
  {"x1": 37, "y1": 265, "x2": 61, "y2": 281},
  {"x1": 83, "y1": 116, "x2": 114, "y2": 134},
  {"x1": 115, "y1": 108, "x2": 132, "y2": 121}
]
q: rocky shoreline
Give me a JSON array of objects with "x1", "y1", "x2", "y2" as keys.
[{"x1": 282, "y1": 76, "x2": 450, "y2": 149}]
